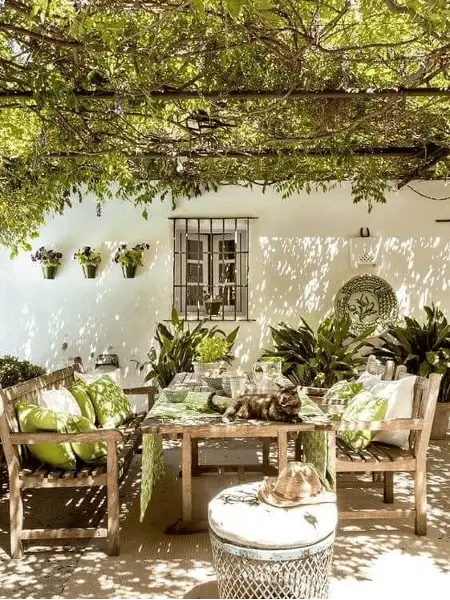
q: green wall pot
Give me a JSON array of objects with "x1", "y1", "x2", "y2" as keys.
[
  {"x1": 82, "y1": 265, "x2": 97, "y2": 279},
  {"x1": 122, "y1": 265, "x2": 137, "y2": 278},
  {"x1": 42, "y1": 265, "x2": 58, "y2": 279}
]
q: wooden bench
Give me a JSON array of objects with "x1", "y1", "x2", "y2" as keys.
[
  {"x1": 0, "y1": 365, "x2": 155, "y2": 558},
  {"x1": 334, "y1": 358, "x2": 442, "y2": 534}
]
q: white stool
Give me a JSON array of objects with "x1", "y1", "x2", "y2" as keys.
[{"x1": 208, "y1": 482, "x2": 337, "y2": 599}]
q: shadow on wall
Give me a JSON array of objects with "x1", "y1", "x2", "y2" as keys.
[{"x1": 3, "y1": 235, "x2": 450, "y2": 372}]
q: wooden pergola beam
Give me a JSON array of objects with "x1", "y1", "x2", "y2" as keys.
[
  {"x1": 397, "y1": 146, "x2": 450, "y2": 189},
  {"x1": 1, "y1": 87, "x2": 450, "y2": 102},
  {"x1": 42, "y1": 146, "x2": 430, "y2": 159}
]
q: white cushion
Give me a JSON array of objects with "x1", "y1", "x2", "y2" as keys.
[
  {"x1": 357, "y1": 371, "x2": 382, "y2": 388},
  {"x1": 368, "y1": 376, "x2": 417, "y2": 449},
  {"x1": 208, "y1": 482, "x2": 337, "y2": 549},
  {"x1": 38, "y1": 387, "x2": 81, "y2": 416},
  {"x1": 75, "y1": 368, "x2": 123, "y2": 386}
]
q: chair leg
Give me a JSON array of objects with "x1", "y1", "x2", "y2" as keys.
[
  {"x1": 107, "y1": 441, "x2": 120, "y2": 555},
  {"x1": 383, "y1": 472, "x2": 394, "y2": 503},
  {"x1": 10, "y1": 476, "x2": 24, "y2": 559},
  {"x1": 415, "y1": 469, "x2": 427, "y2": 536}
]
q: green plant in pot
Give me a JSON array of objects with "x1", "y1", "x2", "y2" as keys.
[
  {"x1": 203, "y1": 291, "x2": 223, "y2": 316},
  {"x1": 193, "y1": 336, "x2": 231, "y2": 383},
  {"x1": 31, "y1": 246, "x2": 63, "y2": 279},
  {"x1": 74, "y1": 246, "x2": 101, "y2": 278},
  {"x1": 369, "y1": 303, "x2": 450, "y2": 439},
  {"x1": 113, "y1": 243, "x2": 150, "y2": 278},
  {"x1": 262, "y1": 315, "x2": 372, "y2": 391},
  {"x1": 142, "y1": 308, "x2": 239, "y2": 389}
]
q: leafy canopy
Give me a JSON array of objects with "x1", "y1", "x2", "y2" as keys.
[{"x1": 1, "y1": 0, "x2": 450, "y2": 251}]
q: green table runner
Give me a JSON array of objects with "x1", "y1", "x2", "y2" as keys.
[{"x1": 140, "y1": 391, "x2": 333, "y2": 521}]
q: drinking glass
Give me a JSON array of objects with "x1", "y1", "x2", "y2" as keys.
[{"x1": 229, "y1": 374, "x2": 247, "y2": 399}]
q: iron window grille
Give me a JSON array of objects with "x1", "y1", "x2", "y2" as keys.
[{"x1": 171, "y1": 217, "x2": 254, "y2": 320}]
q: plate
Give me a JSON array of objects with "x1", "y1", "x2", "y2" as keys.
[{"x1": 335, "y1": 274, "x2": 398, "y2": 335}]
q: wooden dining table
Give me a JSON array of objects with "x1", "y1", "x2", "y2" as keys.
[{"x1": 140, "y1": 373, "x2": 336, "y2": 532}]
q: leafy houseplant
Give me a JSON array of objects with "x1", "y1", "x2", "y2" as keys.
[
  {"x1": 0, "y1": 355, "x2": 45, "y2": 388},
  {"x1": 369, "y1": 304, "x2": 450, "y2": 439},
  {"x1": 113, "y1": 243, "x2": 150, "y2": 278},
  {"x1": 74, "y1": 246, "x2": 102, "y2": 278},
  {"x1": 203, "y1": 291, "x2": 223, "y2": 316},
  {"x1": 143, "y1": 308, "x2": 239, "y2": 389},
  {"x1": 193, "y1": 336, "x2": 230, "y2": 382},
  {"x1": 31, "y1": 247, "x2": 63, "y2": 279},
  {"x1": 262, "y1": 315, "x2": 372, "y2": 389}
]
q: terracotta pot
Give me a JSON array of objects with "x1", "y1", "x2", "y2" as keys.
[
  {"x1": 42, "y1": 265, "x2": 58, "y2": 279},
  {"x1": 122, "y1": 265, "x2": 137, "y2": 278},
  {"x1": 430, "y1": 402, "x2": 450, "y2": 440},
  {"x1": 82, "y1": 264, "x2": 97, "y2": 279}
]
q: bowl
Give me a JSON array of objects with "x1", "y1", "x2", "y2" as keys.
[{"x1": 163, "y1": 388, "x2": 189, "y2": 403}]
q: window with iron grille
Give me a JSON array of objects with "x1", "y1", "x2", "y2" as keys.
[{"x1": 171, "y1": 217, "x2": 253, "y2": 320}]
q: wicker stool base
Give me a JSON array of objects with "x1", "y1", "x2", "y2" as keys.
[{"x1": 210, "y1": 530, "x2": 334, "y2": 599}]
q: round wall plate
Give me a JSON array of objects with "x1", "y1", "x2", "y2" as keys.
[{"x1": 335, "y1": 274, "x2": 398, "y2": 335}]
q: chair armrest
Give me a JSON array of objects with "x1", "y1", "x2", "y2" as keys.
[
  {"x1": 337, "y1": 418, "x2": 423, "y2": 432},
  {"x1": 123, "y1": 385, "x2": 156, "y2": 411},
  {"x1": 10, "y1": 429, "x2": 124, "y2": 445}
]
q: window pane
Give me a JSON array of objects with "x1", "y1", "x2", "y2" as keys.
[
  {"x1": 187, "y1": 263, "x2": 203, "y2": 283},
  {"x1": 187, "y1": 285, "x2": 203, "y2": 306},
  {"x1": 187, "y1": 238, "x2": 203, "y2": 260},
  {"x1": 219, "y1": 239, "x2": 236, "y2": 260}
]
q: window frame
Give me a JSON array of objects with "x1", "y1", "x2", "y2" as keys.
[{"x1": 171, "y1": 217, "x2": 255, "y2": 321}]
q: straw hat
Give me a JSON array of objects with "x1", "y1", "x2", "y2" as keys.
[{"x1": 258, "y1": 462, "x2": 328, "y2": 508}]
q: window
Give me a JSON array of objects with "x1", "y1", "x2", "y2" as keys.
[{"x1": 172, "y1": 218, "x2": 253, "y2": 320}]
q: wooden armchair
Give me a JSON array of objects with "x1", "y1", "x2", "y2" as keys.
[{"x1": 335, "y1": 358, "x2": 441, "y2": 535}]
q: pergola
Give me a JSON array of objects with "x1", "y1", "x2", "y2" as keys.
[{"x1": 0, "y1": 0, "x2": 449, "y2": 249}]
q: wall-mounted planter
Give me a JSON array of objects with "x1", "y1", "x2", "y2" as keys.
[
  {"x1": 42, "y1": 265, "x2": 58, "y2": 279},
  {"x1": 82, "y1": 265, "x2": 97, "y2": 279},
  {"x1": 122, "y1": 265, "x2": 137, "y2": 278}
]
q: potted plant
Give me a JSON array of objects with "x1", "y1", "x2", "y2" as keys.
[
  {"x1": 141, "y1": 308, "x2": 239, "y2": 389},
  {"x1": 31, "y1": 246, "x2": 63, "y2": 279},
  {"x1": 193, "y1": 335, "x2": 231, "y2": 382},
  {"x1": 113, "y1": 243, "x2": 150, "y2": 278},
  {"x1": 369, "y1": 304, "x2": 450, "y2": 440},
  {"x1": 74, "y1": 246, "x2": 102, "y2": 278},
  {"x1": 203, "y1": 291, "x2": 223, "y2": 316},
  {"x1": 262, "y1": 315, "x2": 373, "y2": 394}
]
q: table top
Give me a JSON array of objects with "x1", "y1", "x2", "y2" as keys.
[{"x1": 141, "y1": 372, "x2": 333, "y2": 436}]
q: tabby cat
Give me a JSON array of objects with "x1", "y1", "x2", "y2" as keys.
[{"x1": 222, "y1": 386, "x2": 302, "y2": 423}]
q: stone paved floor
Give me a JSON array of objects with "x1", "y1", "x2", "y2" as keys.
[{"x1": 0, "y1": 436, "x2": 449, "y2": 599}]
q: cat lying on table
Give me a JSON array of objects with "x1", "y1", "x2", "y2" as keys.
[{"x1": 218, "y1": 386, "x2": 302, "y2": 423}]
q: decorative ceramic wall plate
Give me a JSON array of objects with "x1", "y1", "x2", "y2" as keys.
[{"x1": 335, "y1": 274, "x2": 398, "y2": 335}]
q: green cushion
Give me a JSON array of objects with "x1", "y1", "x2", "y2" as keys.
[
  {"x1": 297, "y1": 390, "x2": 326, "y2": 417},
  {"x1": 86, "y1": 375, "x2": 132, "y2": 428},
  {"x1": 338, "y1": 391, "x2": 388, "y2": 451},
  {"x1": 65, "y1": 414, "x2": 107, "y2": 463},
  {"x1": 324, "y1": 381, "x2": 364, "y2": 403},
  {"x1": 16, "y1": 401, "x2": 76, "y2": 470},
  {"x1": 69, "y1": 380, "x2": 96, "y2": 424}
]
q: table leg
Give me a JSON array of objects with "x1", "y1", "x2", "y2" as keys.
[
  {"x1": 191, "y1": 438, "x2": 200, "y2": 476},
  {"x1": 181, "y1": 433, "x2": 192, "y2": 522},
  {"x1": 262, "y1": 438, "x2": 271, "y2": 473},
  {"x1": 294, "y1": 433, "x2": 302, "y2": 461},
  {"x1": 277, "y1": 431, "x2": 288, "y2": 473}
]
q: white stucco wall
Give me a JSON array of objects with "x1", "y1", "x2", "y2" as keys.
[{"x1": 1, "y1": 181, "x2": 449, "y2": 379}]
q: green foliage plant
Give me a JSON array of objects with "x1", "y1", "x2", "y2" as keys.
[
  {"x1": 30, "y1": 247, "x2": 63, "y2": 267},
  {"x1": 144, "y1": 308, "x2": 239, "y2": 389},
  {"x1": 73, "y1": 246, "x2": 102, "y2": 266},
  {"x1": 195, "y1": 337, "x2": 230, "y2": 363},
  {"x1": 263, "y1": 315, "x2": 373, "y2": 388},
  {"x1": 113, "y1": 243, "x2": 150, "y2": 268},
  {"x1": 0, "y1": 355, "x2": 46, "y2": 388},
  {"x1": 369, "y1": 304, "x2": 450, "y2": 402}
]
